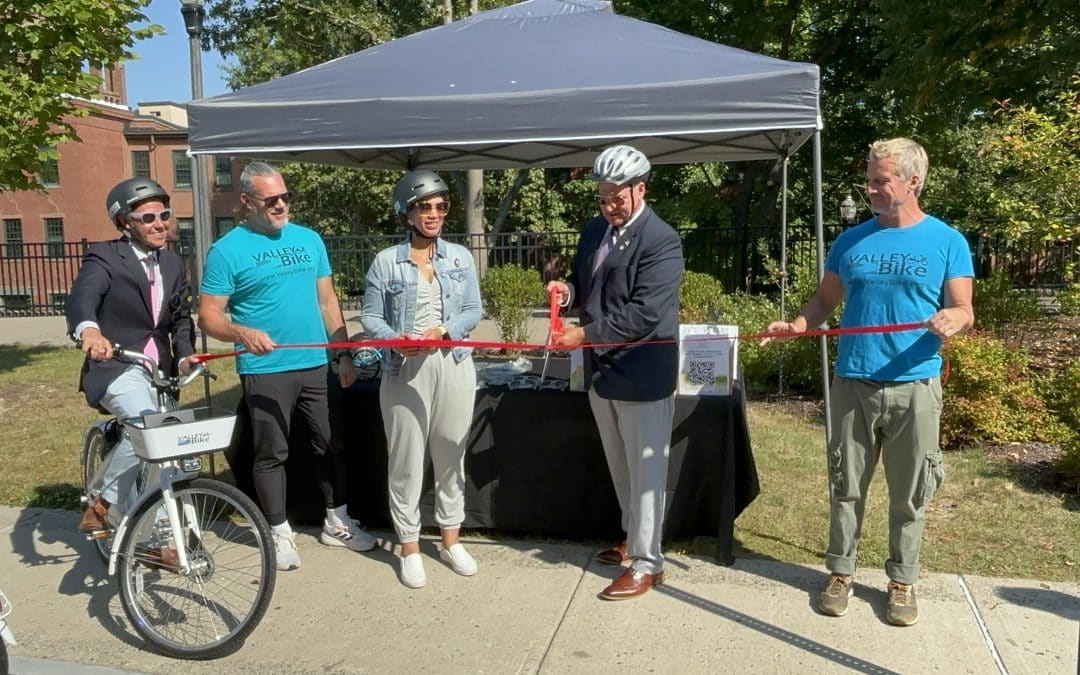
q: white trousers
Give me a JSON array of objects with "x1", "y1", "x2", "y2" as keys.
[
  {"x1": 588, "y1": 389, "x2": 675, "y2": 575},
  {"x1": 379, "y1": 349, "x2": 476, "y2": 542}
]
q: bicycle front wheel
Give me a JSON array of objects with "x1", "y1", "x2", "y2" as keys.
[{"x1": 117, "y1": 478, "x2": 276, "y2": 660}]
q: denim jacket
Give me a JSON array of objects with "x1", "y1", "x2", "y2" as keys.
[{"x1": 360, "y1": 237, "x2": 483, "y2": 375}]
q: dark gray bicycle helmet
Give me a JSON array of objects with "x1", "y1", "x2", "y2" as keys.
[
  {"x1": 105, "y1": 177, "x2": 171, "y2": 229},
  {"x1": 392, "y1": 170, "x2": 450, "y2": 221}
]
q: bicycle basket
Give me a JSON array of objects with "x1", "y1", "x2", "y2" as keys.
[{"x1": 128, "y1": 406, "x2": 237, "y2": 461}]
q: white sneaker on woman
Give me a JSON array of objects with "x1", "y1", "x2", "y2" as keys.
[
  {"x1": 439, "y1": 543, "x2": 478, "y2": 576},
  {"x1": 273, "y1": 531, "x2": 301, "y2": 571},
  {"x1": 400, "y1": 553, "x2": 427, "y2": 589}
]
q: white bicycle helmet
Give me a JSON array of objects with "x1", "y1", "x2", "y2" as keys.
[{"x1": 592, "y1": 145, "x2": 651, "y2": 185}]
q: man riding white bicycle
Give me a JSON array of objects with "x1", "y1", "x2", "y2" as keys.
[{"x1": 66, "y1": 177, "x2": 197, "y2": 534}]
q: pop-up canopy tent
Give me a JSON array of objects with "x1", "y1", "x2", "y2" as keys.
[{"x1": 187, "y1": 0, "x2": 833, "y2": 432}]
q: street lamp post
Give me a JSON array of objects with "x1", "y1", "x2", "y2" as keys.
[{"x1": 180, "y1": 0, "x2": 213, "y2": 292}]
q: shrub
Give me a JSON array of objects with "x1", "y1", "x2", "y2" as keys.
[
  {"x1": 1060, "y1": 436, "x2": 1080, "y2": 491},
  {"x1": 940, "y1": 333, "x2": 1070, "y2": 447},
  {"x1": 973, "y1": 269, "x2": 1045, "y2": 344},
  {"x1": 479, "y1": 264, "x2": 546, "y2": 345},
  {"x1": 1056, "y1": 282, "x2": 1080, "y2": 316}
]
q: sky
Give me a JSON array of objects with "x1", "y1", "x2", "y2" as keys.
[{"x1": 123, "y1": 0, "x2": 232, "y2": 106}]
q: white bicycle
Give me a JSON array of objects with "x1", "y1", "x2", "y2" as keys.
[
  {"x1": 0, "y1": 586, "x2": 15, "y2": 675},
  {"x1": 78, "y1": 345, "x2": 275, "y2": 659}
]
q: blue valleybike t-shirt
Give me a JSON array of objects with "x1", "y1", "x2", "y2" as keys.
[
  {"x1": 201, "y1": 222, "x2": 332, "y2": 375},
  {"x1": 825, "y1": 215, "x2": 974, "y2": 381}
]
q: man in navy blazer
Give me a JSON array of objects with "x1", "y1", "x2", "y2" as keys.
[
  {"x1": 548, "y1": 145, "x2": 684, "y2": 600},
  {"x1": 66, "y1": 177, "x2": 195, "y2": 533}
]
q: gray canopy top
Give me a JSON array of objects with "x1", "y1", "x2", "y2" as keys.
[{"x1": 186, "y1": 0, "x2": 821, "y2": 169}]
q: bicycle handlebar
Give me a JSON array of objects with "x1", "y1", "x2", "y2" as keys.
[{"x1": 74, "y1": 339, "x2": 212, "y2": 390}]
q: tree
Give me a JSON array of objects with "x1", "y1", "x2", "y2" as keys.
[{"x1": 0, "y1": 0, "x2": 160, "y2": 191}]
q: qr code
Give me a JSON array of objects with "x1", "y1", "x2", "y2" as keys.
[{"x1": 687, "y1": 361, "x2": 715, "y2": 385}]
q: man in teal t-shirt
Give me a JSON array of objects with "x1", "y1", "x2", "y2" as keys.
[
  {"x1": 199, "y1": 162, "x2": 376, "y2": 572},
  {"x1": 763, "y1": 138, "x2": 975, "y2": 626}
]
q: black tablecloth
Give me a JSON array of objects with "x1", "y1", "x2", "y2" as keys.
[{"x1": 226, "y1": 374, "x2": 759, "y2": 565}]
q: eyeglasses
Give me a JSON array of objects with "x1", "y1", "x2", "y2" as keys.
[
  {"x1": 132, "y1": 209, "x2": 172, "y2": 224},
  {"x1": 594, "y1": 193, "x2": 629, "y2": 207},
  {"x1": 246, "y1": 191, "x2": 293, "y2": 207},
  {"x1": 414, "y1": 201, "x2": 450, "y2": 215}
]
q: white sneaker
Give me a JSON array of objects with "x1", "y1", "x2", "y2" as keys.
[
  {"x1": 400, "y1": 553, "x2": 427, "y2": 589},
  {"x1": 439, "y1": 543, "x2": 478, "y2": 577},
  {"x1": 320, "y1": 519, "x2": 378, "y2": 552},
  {"x1": 273, "y1": 531, "x2": 301, "y2": 571}
]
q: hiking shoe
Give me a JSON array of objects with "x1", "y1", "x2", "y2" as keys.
[
  {"x1": 819, "y1": 574, "x2": 854, "y2": 616},
  {"x1": 439, "y1": 543, "x2": 478, "y2": 577},
  {"x1": 400, "y1": 553, "x2": 427, "y2": 589},
  {"x1": 273, "y1": 531, "x2": 301, "y2": 571},
  {"x1": 320, "y1": 519, "x2": 378, "y2": 552},
  {"x1": 886, "y1": 581, "x2": 919, "y2": 626}
]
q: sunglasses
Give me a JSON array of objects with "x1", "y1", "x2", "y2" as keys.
[
  {"x1": 414, "y1": 201, "x2": 450, "y2": 215},
  {"x1": 246, "y1": 191, "x2": 293, "y2": 207},
  {"x1": 594, "y1": 193, "x2": 629, "y2": 207},
  {"x1": 132, "y1": 209, "x2": 172, "y2": 224}
]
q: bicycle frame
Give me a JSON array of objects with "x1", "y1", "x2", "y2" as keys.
[{"x1": 107, "y1": 461, "x2": 202, "y2": 577}]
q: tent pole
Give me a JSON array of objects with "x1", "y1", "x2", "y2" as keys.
[
  {"x1": 778, "y1": 155, "x2": 788, "y2": 394},
  {"x1": 813, "y1": 130, "x2": 832, "y2": 445}
]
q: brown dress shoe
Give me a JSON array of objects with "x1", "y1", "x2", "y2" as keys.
[
  {"x1": 596, "y1": 541, "x2": 629, "y2": 565},
  {"x1": 600, "y1": 568, "x2": 665, "y2": 600},
  {"x1": 142, "y1": 547, "x2": 180, "y2": 573},
  {"x1": 78, "y1": 497, "x2": 111, "y2": 533}
]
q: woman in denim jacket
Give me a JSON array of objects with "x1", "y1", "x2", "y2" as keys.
[{"x1": 361, "y1": 170, "x2": 482, "y2": 589}]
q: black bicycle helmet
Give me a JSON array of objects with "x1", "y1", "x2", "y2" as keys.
[
  {"x1": 105, "y1": 177, "x2": 171, "y2": 229},
  {"x1": 392, "y1": 170, "x2": 450, "y2": 222}
]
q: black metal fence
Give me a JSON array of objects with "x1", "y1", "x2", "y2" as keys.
[{"x1": 3, "y1": 228, "x2": 1076, "y2": 316}]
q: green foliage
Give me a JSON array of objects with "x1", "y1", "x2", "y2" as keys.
[
  {"x1": 1060, "y1": 436, "x2": 1080, "y2": 491},
  {"x1": 973, "y1": 269, "x2": 1046, "y2": 343},
  {"x1": 941, "y1": 334, "x2": 1070, "y2": 447},
  {"x1": 478, "y1": 264, "x2": 545, "y2": 345},
  {"x1": 1056, "y1": 283, "x2": 1080, "y2": 316},
  {"x1": 0, "y1": 0, "x2": 160, "y2": 191}
]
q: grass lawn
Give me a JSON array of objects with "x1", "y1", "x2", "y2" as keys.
[{"x1": 2, "y1": 345, "x2": 1077, "y2": 581}]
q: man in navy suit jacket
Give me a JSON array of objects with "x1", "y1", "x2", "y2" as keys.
[
  {"x1": 66, "y1": 177, "x2": 195, "y2": 533},
  {"x1": 548, "y1": 145, "x2": 684, "y2": 600}
]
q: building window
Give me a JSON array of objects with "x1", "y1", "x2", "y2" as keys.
[
  {"x1": 39, "y1": 157, "x2": 60, "y2": 187},
  {"x1": 173, "y1": 150, "x2": 191, "y2": 189},
  {"x1": 214, "y1": 156, "x2": 233, "y2": 191},
  {"x1": 3, "y1": 218, "x2": 23, "y2": 259},
  {"x1": 132, "y1": 150, "x2": 151, "y2": 179},
  {"x1": 49, "y1": 293, "x2": 68, "y2": 311},
  {"x1": 176, "y1": 217, "x2": 195, "y2": 253},
  {"x1": 44, "y1": 217, "x2": 64, "y2": 258},
  {"x1": 0, "y1": 293, "x2": 31, "y2": 315},
  {"x1": 215, "y1": 217, "x2": 235, "y2": 238}
]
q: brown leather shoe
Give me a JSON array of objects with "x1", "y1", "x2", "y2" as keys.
[
  {"x1": 142, "y1": 546, "x2": 180, "y2": 573},
  {"x1": 78, "y1": 497, "x2": 111, "y2": 533},
  {"x1": 600, "y1": 568, "x2": 665, "y2": 601},
  {"x1": 596, "y1": 541, "x2": 629, "y2": 565}
]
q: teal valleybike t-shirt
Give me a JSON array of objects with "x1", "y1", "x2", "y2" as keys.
[
  {"x1": 825, "y1": 215, "x2": 974, "y2": 381},
  {"x1": 201, "y1": 222, "x2": 332, "y2": 375}
]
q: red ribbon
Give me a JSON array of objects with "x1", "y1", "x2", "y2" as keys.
[{"x1": 187, "y1": 321, "x2": 929, "y2": 365}]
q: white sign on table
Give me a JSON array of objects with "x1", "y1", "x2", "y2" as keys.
[{"x1": 678, "y1": 324, "x2": 739, "y2": 396}]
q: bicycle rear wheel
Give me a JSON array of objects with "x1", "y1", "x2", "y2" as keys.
[
  {"x1": 117, "y1": 478, "x2": 275, "y2": 660},
  {"x1": 80, "y1": 425, "x2": 113, "y2": 562}
]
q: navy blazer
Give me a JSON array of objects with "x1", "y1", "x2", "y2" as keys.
[
  {"x1": 65, "y1": 238, "x2": 196, "y2": 407},
  {"x1": 568, "y1": 205, "x2": 684, "y2": 401}
]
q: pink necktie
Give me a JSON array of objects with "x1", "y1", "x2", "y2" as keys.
[
  {"x1": 144, "y1": 256, "x2": 160, "y2": 370},
  {"x1": 592, "y1": 228, "x2": 616, "y2": 273}
]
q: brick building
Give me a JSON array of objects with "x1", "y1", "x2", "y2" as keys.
[{"x1": 0, "y1": 64, "x2": 242, "y2": 314}]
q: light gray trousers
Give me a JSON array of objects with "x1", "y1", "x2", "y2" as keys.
[
  {"x1": 588, "y1": 389, "x2": 675, "y2": 575},
  {"x1": 379, "y1": 349, "x2": 476, "y2": 543}
]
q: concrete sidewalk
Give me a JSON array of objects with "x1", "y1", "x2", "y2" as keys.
[{"x1": 0, "y1": 505, "x2": 1077, "y2": 674}]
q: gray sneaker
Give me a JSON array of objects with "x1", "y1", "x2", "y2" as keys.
[
  {"x1": 273, "y1": 531, "x2": 301, "y2": 571},
  {"x1": 886, "y1": 581, "x2": 919, "y2": 626},
  {"x1": 819, "y1": 574, "x2": 854, "y2": 616}
]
